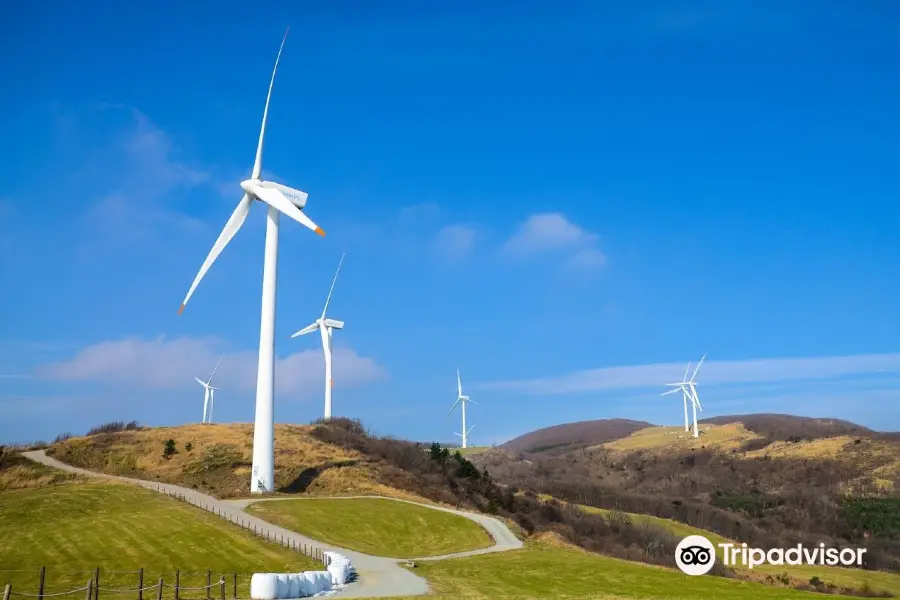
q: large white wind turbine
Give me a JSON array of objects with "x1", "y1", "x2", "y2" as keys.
[
  {"x1": 291, "y1": 252, "x2": 346, "y2": 420},
  {"x1": 447, "y1": 369, "x2": 478, "y2": 449},
  {"x1": 662, "y1": 354, "x2": 706, "y2": 438},
  {"x1": 195, "y1": 355, "x2": 223, "y2": 424},
  {"x1": 177, "y1": 28, "x2": 326, "y2": 494}
]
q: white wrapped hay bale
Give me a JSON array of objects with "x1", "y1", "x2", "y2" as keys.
[
  {"x1": 324, "y1": 553, "x2": 354, "y2": 586},
  {"x1": 250, "y1": 573, "x2": 278, "y2": 600},
  {"x1": 275, "y1": 574, "x2": 291, "y2": 599},
  {"x1": 327, "y1": 562, "x2": 350, "y2": 586},
  {"x1": 286, "y1": 574, "x2": 301, "y2": 599}
]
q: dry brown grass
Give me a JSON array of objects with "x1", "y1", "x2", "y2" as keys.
[
  {"x1": 45, "y1": 423, "x2": 440, "y2": 501},
  {"x1": 601, "y1": 423, "x2": 763, "y2": 453},
  {"x1": 745, "y1": 436, "x2": 854, "y2": 459},
  {"x1": 744, "y1": 435, "x2": 900, "y2": 493},
  {"x1": 0, "y1": 450, "x2": 85, "y2": 492}
]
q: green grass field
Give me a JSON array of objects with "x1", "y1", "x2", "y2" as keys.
[
  {"x1": 0, "y1": 483, "x2": 318, "y2": 598},
  {"x1": 393, "y1": 541, "x2": 840, "y2": 599},
  {"x1": 579, "y1": 505, "x2": 900, "y2": 596},
  {"x1": 245, "y1": 497, "x2": 493, "y2": 558}
]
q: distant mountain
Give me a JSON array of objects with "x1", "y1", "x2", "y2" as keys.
[
  {"x1": 699, "y1": 413, "x2": 895, "y2": 441},
  {"x1": 500, "y1": 418, "x2": 652, "y2": 454}
]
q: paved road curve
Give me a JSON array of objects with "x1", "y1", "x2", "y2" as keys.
[{"x1": 23, "y1": 450, "x2": 523, "y2": 598}]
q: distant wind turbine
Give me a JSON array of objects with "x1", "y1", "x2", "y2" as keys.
[
  {"x1": 662, "y1": 354, "x2": 706, "y2": 438},
  {"x1": 447, "y1": 369, "x2": 478, "y2": 448},
  {"x1": 176, "y1": 28, "x2": 326, "y2": 494},
  {"x1": 196, "y1": 355, "x2": 223, "y2": 424},
  {"x1": 291, "y1": 253, "x2": 346, "y2": 420}
]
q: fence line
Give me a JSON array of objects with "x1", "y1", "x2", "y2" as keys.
[
  {"x1": 150, "y1": 485, "x2": 328, "y2": 566},
  {"x1": 3, "y1": 573, "x2": 231, "y2": 600},
  {"x1": 3, "y1": 569, "x2": 247, "y2": 600}
]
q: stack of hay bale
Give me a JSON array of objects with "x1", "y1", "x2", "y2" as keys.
[{"x1": 249, "y1": 553, "x2": 354, "y2": 599}]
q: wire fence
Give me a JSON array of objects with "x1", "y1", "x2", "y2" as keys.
[{"x1": 1, "y1": 568, "x2": 243, "y2": 600}]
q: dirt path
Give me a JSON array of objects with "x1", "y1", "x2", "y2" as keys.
[{"x1": 23, "y1": 450, "x2": 522, "y2": 598}]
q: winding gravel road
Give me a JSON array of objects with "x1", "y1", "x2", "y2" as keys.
[{"x1": 23, "y1": 450, "x2": 523, "y2": 598}]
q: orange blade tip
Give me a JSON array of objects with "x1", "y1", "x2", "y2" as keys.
[
  {"x1": 178, "y1": 304, "x2": 185, "y2": 315},
  {"x1": 315, "y1": 227, "x2": 326, "y2": 237}
]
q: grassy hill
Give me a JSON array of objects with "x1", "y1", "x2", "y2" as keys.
[
  {"x1": 397, "y1": 540, "x2": 852, "y2": 600},
  {"x1": 36, "y1": 417, "x2": 900, "y2": 598},
  {"x1": 500, "y1": 418, "x2": 653, "y2": 454},
  {"x1": 46, "y1": 422, "x2": 426, "y2": 500},
  {"x1": 245, "y1": 497, "x2": 493, "y2": 557},
  {"x1": 0, "y1": 483, "x2": 318, "y2": 596},
  {"x1": 574, "y1": 503, "x2": 900, "y2": 596}
]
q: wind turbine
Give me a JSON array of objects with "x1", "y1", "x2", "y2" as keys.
[
  {"x1": 195, "y1": 355, "x2": 223, "y2": 424},
  {"x1": 662, "y1": 354, "x2": 706, "y2": 438},
  {"x1": 291, "y1": 252, "x2": 346, "y2": 420},
  {"x1": 177, "y1": 28, "x2": 326, "y2": 494},
  {"x1": 447, "y1": 369, "x2": 478, "y2": 448}
]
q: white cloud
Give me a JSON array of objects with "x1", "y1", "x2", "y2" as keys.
[
  {"x1": 477, "y1": 353, "x2": 900, "y2": 395},
  {"x1": 502, "y1": 213, "x2": 596, "y2": 255},
  {"x1": 501, "y1": 212, "x2": 606, "y2": 272},
  {"x1": 35, "y1": 336, "x2": 387, "y2": 398},
  {"x1": 432, "y1": 224, "x2": 477, "y2": 261},
  {"x1": 72, "y1": 107, "x2": 212, "y2": 246},
  {"x1": 567, "y1": 247, "x2": 608, "y2": 271}
]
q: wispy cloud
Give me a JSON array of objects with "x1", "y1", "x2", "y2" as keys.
[
  {"x1": 432, "y1": 224, "x2": 477, "y2": 262},
  {"x1": 63, "y1": 106, "x2": 213, "y2": 248},
  {"x1": 501, "y1": 212, "x2": 607, "y2": 271},
  {"x1": 477, "y1": 353, "x2": 900, "y2": 395},
  {"x1": 35, "y1": 336, "x2": 387, "y2": 398}
]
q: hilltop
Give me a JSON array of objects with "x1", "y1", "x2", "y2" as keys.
[
  {"x1": 15, "y1": 415, "x2": 900, "y2": 597},
  {"x1": 500, "y1": 418, "x2": 652, "y2": 454}
]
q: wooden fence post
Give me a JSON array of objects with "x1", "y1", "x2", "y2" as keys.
[
  {"x1": 94, "y1": 568, "x2": 100, "y2": 600},
  {"x1": 232, "y1": 574, "x2": 236, "y2": 600},
  {"x1": 38, "y1": 566, "x2": 46, "y2": 600},
  {"x1": 138, "y1": 568, "x2": 144, "y2": 600},
  {"x1": 84, "y1": 581, "x2": 92, "y2": 600},
  {"x1": 3, "y1": 584, "x2": 11, "y2": 600},
  {"x1": 155, "y1": 579, "x2": 163, "y2": 600},
  {"x1": 219, "y1": 579, "x2": 225, "y2": 600},
  {"x1": 205, "y1": 571, "x2": 211, "y2": 600},
  {"x1": 174, "y1": 570, "x2": 180, "y2": 600}
]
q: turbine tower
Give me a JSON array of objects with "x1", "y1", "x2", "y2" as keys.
[
  {"x1": 662, "y1": 354, "x2": 706, "y2": 438},
  {"x1": 177, "y1": 28, "x2": 326, "y2": 494},
  {"x1": 447, "y1": 369, "x2": 478, "y2": 448},
  {"x1": 291, "y1": 252, "x2": 346, "y2": 420},
  {"x1": 195, "y1": 355, "x2": 223, "y2": 424}
]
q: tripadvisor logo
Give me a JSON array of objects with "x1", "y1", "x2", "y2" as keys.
[
  {"x1": 675, "y1": 535, "x2": 868, "y2": 576},
  {"x1": 676, "y1": 535, "x2": 717, "y2": 575}
]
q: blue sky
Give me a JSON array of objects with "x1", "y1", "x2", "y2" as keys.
[{"x1": 2, "y1": 0, "x2": 899, "y2": 444}]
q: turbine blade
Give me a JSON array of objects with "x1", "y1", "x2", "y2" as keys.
[
  {"x1": 321, "y1": 252, "x2": 346, "y2": 319},
  {"x1": 252, "y1": 27, "x2": 289, "y2": 180},
  {"x1": 682, "y1": 361, "x2": 692, "y2": 383},
  {"x1": 179, "y1": 194, "x2": 252, "y2": 314},
  {"x1": 690, "y1": 353, "x2": 707, "y2": 383},
  {"x1": 291, "y1": 322, "x2": 321, "y2": 338},
  {"x1": 195, "y1": 377, "x2": 207, "y2": 387},
  {"x1": 208, "y1": 354, "x2": 224, "y2": 383},
  {"x1": 457, "y1": 369, "x2": 463, "y2": 397},
  {"x1": 323, "y1": 318, "x2": 344, "y2": 329},
  {"x1": 661, "y1": 388, "x2": 681, "y2": 396},
  {"x1": 446, "y1": 398, "x2": 460, "y2": 419},
  {"x1": 690, "y1": 384, "x2": 702, "y2": 410},
  {"x1": 252, "y1": 185, "x2": 325, "y2": 236},
  {"x1": 466, "y1": 398, "x2": 479, "y2": 405},
  {"x1": 467, "y1": 424, "x2": 475, "y2": 433}
]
